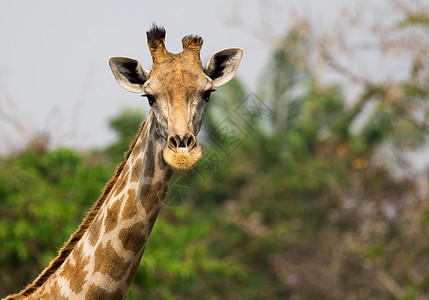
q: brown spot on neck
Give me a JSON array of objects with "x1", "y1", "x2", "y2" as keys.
[
  {"x1": 130, "y1": 158, "x2": 143, "y2": 182},
  {"x1": 143, "y1": 139, "x2": 155, "y2": 178},
  {"x1": 141, "y1": 181, "x2": 166, "y2": 211},
  {"x1": 39, "y1": 281, "x2": 68, "y2": 299},
  {"x1": 59, "y1": 243, "x2": 90, "y2": 294},
  {"x1": 114, "y1": 176, "x2": 128, "y2": 197},
  {"x1": 59, "y1": 261, "x2": 88, "y2": 295},
  {"x1": 104, "y1": 199, "x2": 122, "y2": 234},
  {"x1": 93, "y1": 241, "x2": 131, "y2": 282},
  {"x1": 84, "y1": 284, "x2": 124, "y2": 300},
  {"x1": 88, "y1": 216, "x2": 102, "y2": 246},
  {"x1": 122, "y1": 190, "x2": 137, "y2": 220},
  {"x1": 119, "y1": 222, "x2": 145, "y2": 254}
]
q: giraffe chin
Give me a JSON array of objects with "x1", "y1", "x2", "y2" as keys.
[{"x1": 163, "y1": 144, "x2": 203, "y2": 171}]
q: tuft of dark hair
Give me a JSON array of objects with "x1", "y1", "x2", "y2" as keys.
[
  {"x1": 146, "y1": 24, "x2": 166, "y2": 45},
  {"x1": 182, "y1": 34, "x2": 203, "y2": 49}
]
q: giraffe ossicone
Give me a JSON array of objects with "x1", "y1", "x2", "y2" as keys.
[{"x1": 5, "y1": 24, "x2": 242, "y2": 300}]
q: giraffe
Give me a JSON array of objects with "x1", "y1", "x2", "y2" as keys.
[{"x1": 4, "y1": 25, "x2": 242, "y2": 300}]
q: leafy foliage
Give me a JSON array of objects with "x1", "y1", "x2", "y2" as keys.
[
  {"x1": 107, "y1": 107, "x2": 146, "y2": 163},
  {"x1": 0, "y1": 148, "x2": 110, "y2": 295}
]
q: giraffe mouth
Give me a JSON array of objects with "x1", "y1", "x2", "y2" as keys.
[{"x1": 163, "y1": 140, "x2": 203, "y2": 171}]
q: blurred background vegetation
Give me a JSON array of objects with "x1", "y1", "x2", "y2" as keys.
[{"x1": 2, "y1": 1, "x2": 429, "y2": 299}]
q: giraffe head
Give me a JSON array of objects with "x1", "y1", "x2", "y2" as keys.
[{"x1": 109, "y1": 25, "x2": 242, "y2": 171}]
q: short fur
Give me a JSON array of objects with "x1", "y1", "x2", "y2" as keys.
[
  {"x1": 6, "y1": 122, "x2": 146, "y2": 300},
  {"x1": 182, "y1": 35, "x2": 203, "y2": 51}
]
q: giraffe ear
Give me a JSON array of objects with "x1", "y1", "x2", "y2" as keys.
[
  {"x1": 205, "y1": 48, "x2": 243, "y2": 88},
  {"x1": 109, "y1": 57, "x2": 150, "y2": 93}
]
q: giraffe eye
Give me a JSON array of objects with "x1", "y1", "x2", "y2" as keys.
[
  {"x1": 142, "y1": 94, "x2": 156, "y2": 106},
  {"x1": 202, "y1": 90, "x2": 215, "y2": 102}
]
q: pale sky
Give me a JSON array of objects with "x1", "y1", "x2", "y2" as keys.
[{"x1": 0, "y1": 0, "x2": 364, "y2": 153}]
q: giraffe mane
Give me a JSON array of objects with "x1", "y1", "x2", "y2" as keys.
[{"x1": 10, "y1": 121, "x2": 147, "y2": 299}]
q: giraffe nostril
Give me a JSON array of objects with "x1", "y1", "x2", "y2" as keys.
[
  {"x1": 167, "y1": 135, "x2": 180, "y2": 150},
  {"x1": 185, "y1": 134, "x2": 196, "y2": 149},
  {"x1": 167, "y1": 134, "x2": 197, "y2": 150}
]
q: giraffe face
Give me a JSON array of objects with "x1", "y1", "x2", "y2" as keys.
[
  {"x1": 141, "y1": 58, "x2": 211, "y2": 171},
  {"x1": 109, "y1": 26, "x2": 242, "y2": 171}
]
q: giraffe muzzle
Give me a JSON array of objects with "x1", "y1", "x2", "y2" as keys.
[{"x1": 163, "y1": 133, "x2": 203, "y2": 171}]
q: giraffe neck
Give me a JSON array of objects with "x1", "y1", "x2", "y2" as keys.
[{"x1": 19, "y1": 110, "x2": 173, "y2": 299}]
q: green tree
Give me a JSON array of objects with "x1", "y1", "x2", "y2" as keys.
[
  {"x1": 107, "y1": 107, "x2": 146, "y2": 163},
  {"x1": 0, "y1": 148, "x2": 110, "y2": 296}
]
